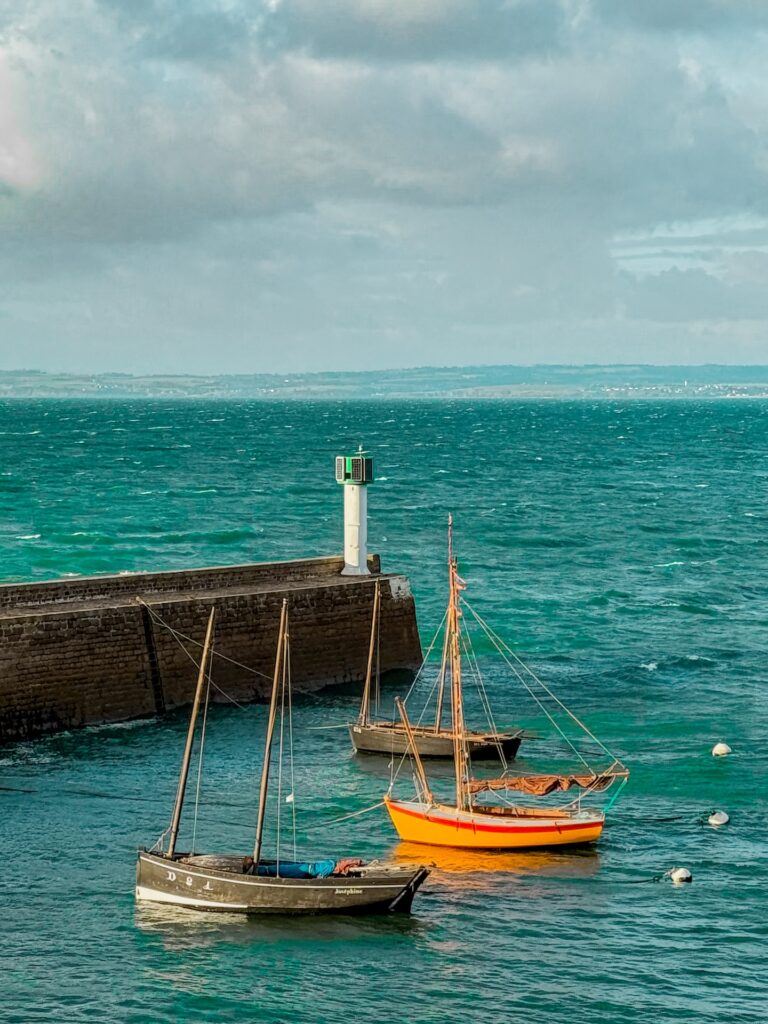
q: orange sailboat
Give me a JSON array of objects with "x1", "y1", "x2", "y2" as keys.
[{"x1": 384, "y1": 517, "x2": 629, "y2": 850}]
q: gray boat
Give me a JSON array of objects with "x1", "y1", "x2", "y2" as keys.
[
  {"x1": 348, "y1": 577, "x2": 529, "y2": 761},
  {"x1": 136, "y1": 602, "x2": 429, "y2": 915},
  {"x1": 349, "y1": 720, "x2": 524, "y2": 759}
]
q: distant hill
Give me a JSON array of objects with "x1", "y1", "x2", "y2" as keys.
[{"x1": 1, "y1": 365, "x2": 767, "y2": 399}]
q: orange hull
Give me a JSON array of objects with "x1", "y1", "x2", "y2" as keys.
[{"x1": 384, "y1": 797, "x2": 604, "y2": 850}]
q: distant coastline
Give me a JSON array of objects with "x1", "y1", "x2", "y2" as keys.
[{"x1": 1, "y1": 364, "x2": 768, "y2": 400}]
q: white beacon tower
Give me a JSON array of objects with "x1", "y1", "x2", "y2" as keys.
[{"x1": 335, "y1": 447, "x2": 374, "y2": 576}]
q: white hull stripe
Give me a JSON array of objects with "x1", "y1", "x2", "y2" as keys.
[{"x1": 136, "y1": 886, "x2": 249, "y2": 909}]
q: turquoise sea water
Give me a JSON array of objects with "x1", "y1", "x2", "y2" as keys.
[{"x1": 1, "y1": 398, "x2": 767, "y2": 1023}]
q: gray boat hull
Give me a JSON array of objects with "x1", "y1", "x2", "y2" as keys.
[
  {"x1": 348, "y1": 722, "x2": 523, "y2": 759},
  {"x1": 136, "y1": 851, "x2": 429, "y2": 915}
]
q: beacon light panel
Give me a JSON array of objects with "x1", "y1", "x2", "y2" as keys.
[{"x1": 335, "y1": 455, "x2": 373, "y2": 485}]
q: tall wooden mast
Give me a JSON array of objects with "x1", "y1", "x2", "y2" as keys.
[
  {"x1": 358, "y1": 579, "x2": 380, "y2": 727},
  {"x1": 447, "y1": 515, "x2": 470, "y2": 810},
  {"x1": 168, "y1": 608, "x2": 215, "y2": 858},
  {"x1": 253, "y1": 599, "x2": 288, "y2": 864}
]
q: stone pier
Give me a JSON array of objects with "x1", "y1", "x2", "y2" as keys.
[{"x1": 0, "y1": 555, "x2": 422, "y2": 742}]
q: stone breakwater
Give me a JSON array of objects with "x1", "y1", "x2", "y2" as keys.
[{"x1": 0, "y1": 555, "x2": 422, "y2": 742}]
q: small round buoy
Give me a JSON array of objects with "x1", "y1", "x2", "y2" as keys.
[
  {"x1": 712, "y1": 741, "x2": 732, "y2": 757},
  {"x1": 708, "y1": 811, "x2": 730, "y2": 827},
  {"x1": 669, "y1": 867, "x2": 693, "y2": 884}
]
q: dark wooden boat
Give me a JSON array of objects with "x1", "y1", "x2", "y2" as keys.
[
  {"x1": 136, "y1": 603, "x2": 429, "y2": 915},
  {"x1": 136, "y1": 851, "x2": 427, "y2": 914},
  {"x1": 348, "y1": 578, "x2": 528, "y2": 761}
]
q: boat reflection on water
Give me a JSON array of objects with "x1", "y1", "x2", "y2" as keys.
[
  {"x1": 134, "y1": 902, "x2": 250, "y2": 950},
  {"x1": 393, "y1": 841, "x2": 601, "y2": 884},
  {"x1": 134, "y1": 899, "x2": 424, "y2": 953}
]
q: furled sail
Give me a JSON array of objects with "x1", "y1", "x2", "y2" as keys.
[{"x1": 466, "y1": 769, "x2": 628, "y2": 797}]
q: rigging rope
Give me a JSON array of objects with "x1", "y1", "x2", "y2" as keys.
[
  {"x1": 388, "y1": 660, "x2": 443, "y2": 791},
  {"x1": 276, "y1": 630, "x2": 288, "y2": 872},
  {"x1": 465, "y1": 600, "x2": 620, "y2": 766},
  {"x1": 190, "y1": 653, "x2": 213, "y2": 855},
  {"x1": 139, "y1": 600, "x2": 253, "y2": 710},
  {"x1": 287, "y1": 634, "x2": 297, "y2": 861},
  {"x1": 459, "y1": 622, "x2": 508, "y2": 772},
  {"x1": 386, "y1": 609, "x2": 452, "y2": 792},
  {"x1": 137, "y1": 599, "x2": 272, "y2": 683},
  {"x1": 464, "y1": 603, "x2": 592, "y2": 771},
  {"x1": 374, "y1": 587, "x2": 381, "y2": 718},
  {"x1": 399, "y1": 607, "x2": 449, "y2": 708}
]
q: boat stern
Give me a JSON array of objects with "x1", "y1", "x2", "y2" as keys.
[{"x1": 386, "y1": 866, "x2": 430, "y2": 912}]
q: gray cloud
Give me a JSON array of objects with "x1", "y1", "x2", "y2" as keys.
[
  {"x1": 1, "y1": 0, "x2": 768, "y2": 370},
  {"x1": 621, "y1": 265, "x2": 768, "y2": 322},
  {"x1": 591, "y1": 0, "x2": 768, "y2": 33},
  {"x1": 264, "y1": 0, "x2": 567, "y2": 61}
]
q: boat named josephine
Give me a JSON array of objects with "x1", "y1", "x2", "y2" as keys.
[{"x1": 137, "y1": 602, "x2": 429, "y2": 914}]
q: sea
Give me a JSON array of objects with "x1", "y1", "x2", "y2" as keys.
[{"x1": 1, "y1": 396, "x2": 766, "y2": 1023}]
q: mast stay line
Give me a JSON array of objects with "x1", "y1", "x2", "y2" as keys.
[{"x1": 253, "y1": 599, "x2": 288, "y2": 864}]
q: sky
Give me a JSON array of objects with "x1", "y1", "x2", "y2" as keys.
[{"x1": 1, "y1": 0, "x2": 768, "y2": 373}]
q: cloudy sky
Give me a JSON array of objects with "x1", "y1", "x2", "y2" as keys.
[{"x1": 1, "y1": 0, "x2": 768, "y2": 373}]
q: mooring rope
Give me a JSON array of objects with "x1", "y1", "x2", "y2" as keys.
[{"x1": 302, "y1": 800, "x2": 386, "y2": 831}]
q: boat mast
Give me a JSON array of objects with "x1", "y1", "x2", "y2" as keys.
[
  {"x1": 253, "y1": 598, "x2": 288, "y2": 864},
  {"x1": 448, "y1": 516, "x2": 471, "y2": 811},
  {"x1": 358, "y1": 579, "x2": 381, "y2": 727},
  {"x1": 395, "y1": 697, "x2": 433, "y2": 805},
  {"x1": 167, "y1": 607, "x2": 216, "y2": 858}
]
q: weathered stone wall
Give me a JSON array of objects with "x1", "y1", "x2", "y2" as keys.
[{"x1": 0, "y1": 556, "x2": 422, "y2": 742}]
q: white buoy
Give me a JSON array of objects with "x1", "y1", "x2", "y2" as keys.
[
  {"x1": 712, "y1": 741, "x2": 732, "y2": 757},
  {"x1": 669, "y1": 867, "x2": 693, "y2": 884},
  {"x1": 285, "y1": 793, "x2": 294, "y2": 804},
  {"x1": 708, "y1": 810, "x2": 729, "y2": 827}
]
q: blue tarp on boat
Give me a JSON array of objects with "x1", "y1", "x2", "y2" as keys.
[{"x1": 254, "y1": 859, "x2": 336, "y2": 879}]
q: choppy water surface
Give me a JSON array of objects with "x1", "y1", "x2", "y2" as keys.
[{"x1": 1, "y1": 398, "x2": 767, "y2": 1023}]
